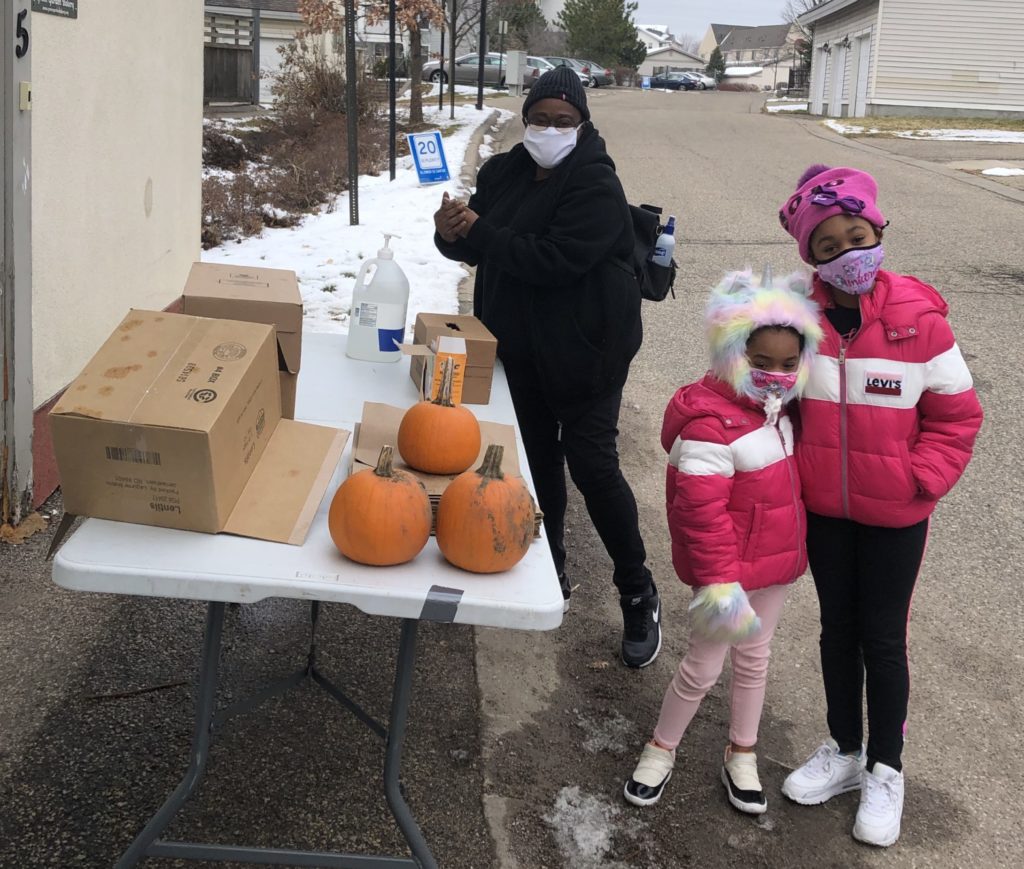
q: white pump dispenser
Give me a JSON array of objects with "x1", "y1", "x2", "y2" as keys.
[{"x1": 346, "y1": 233, "x2": 410, "y2": 363}]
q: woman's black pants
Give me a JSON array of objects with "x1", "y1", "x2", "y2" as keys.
[{"x1": 504, "y1": 362, "x2": 652, "y2": 597}]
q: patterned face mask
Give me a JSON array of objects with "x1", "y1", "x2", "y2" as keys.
[
  {"x1": 749, "y1": 369, "x2": 799, "y2": 395},
  {"x1": 817, "y1": 243, "x2": 885, "y2": 295}
]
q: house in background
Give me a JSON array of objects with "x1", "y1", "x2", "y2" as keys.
[
  {"x1": 205, "y1": 1, "x2": 402, "y2": 105},
  {"x1": 699, "y1": 21, "x2": 803, "y2": 90},
  {"x1": 636, "y1": 24, "x2": 675, "y2": 52},
  {"x1": 638, "y1": 46, "x2": 706, "y2": 77},
  {"x1": 800, "y1": 0, "x2": 1024, "y2": 118}
]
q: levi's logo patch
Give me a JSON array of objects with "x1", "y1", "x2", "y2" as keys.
[{"x1": 865, "y1": 371, "x2": 902, "y2": 396}]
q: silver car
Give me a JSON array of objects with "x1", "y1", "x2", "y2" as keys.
[
  {"x1": 421, "y1": 52, "x2": 531, "y2": 89},
  {"x1": 681, "y1": 71, "x2": 716, "y2": 90}
]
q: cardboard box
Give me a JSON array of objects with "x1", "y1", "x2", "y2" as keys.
[
  {"x1": 50, "y1": 310, "x2": 347, "y2": 544},
  {"x1": 280, "y1": 370, "x2": 298, "y2": 419},
  {"x1": 408, "y1": 314, "x2": 497, "y2": 405},
  {"x1": 182, "y1": 262, "x2": 303, "y2": 418}
]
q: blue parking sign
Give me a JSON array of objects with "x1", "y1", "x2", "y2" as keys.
[
  {"x1": 641, "y1": 76, "x2": 651, "y2": 90},
  {"x1": 407, "y1": 131, "x2": 451, "y2": 185}
]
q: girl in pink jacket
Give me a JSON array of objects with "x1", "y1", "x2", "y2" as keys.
[
  {"x1": 777, "y1": 166, "x2": 983, "y2": 847},
  {"x1": 624, "y1": 269, "x2": 822, "y2": 815}
]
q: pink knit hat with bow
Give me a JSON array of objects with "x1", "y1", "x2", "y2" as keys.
[{"x1": 779, "y1": 165, "x2": 886, "y2": 263}]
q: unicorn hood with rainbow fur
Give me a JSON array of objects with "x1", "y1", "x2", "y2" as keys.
[{"x1": 705, "y1": 267, "x2": 823, "y2": 415}]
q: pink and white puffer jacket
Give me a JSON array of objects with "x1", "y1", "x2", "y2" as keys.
[
  {"x1": 798, "y1": 270, "x2": 983, "y2": 527},
  {"x1": 662, "y1": 375, "x2": 808, "y2": 592}
]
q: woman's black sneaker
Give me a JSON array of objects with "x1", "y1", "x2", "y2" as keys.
[
  {"x1": 619, "y1": 584, "x2": 662, "y2": 668},
  {"x1": 559, "y1": 573, "x2": 572, "y2": 613}
]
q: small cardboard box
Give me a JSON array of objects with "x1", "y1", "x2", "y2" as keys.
[
  {"x1": 182, "y1": 262, "x2": 303, "y2": 418},
  {"x1": 50, "y1": 310, "x2": 347, "y2": 544},
  {"x1": 408, "y1": 314, "x2": 497, "y2": 405}
]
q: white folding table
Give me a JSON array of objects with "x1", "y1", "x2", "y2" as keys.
[{"x1": 52, "y1": 332, "x2": 562, "y2": 869}]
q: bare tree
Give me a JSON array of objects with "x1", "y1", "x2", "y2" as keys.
[
  {"x1": 782, "y1": 0, "x2": 824, "y2": 39},
  {"x1": 674, "y1": 33, "x2": 701, "y2": 56}
]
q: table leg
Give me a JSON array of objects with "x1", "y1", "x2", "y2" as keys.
[
  {"x1": 115, "y1": 601, "x2": 225, "y2": 869},
  {"x1": 384, "y1": 619, "x2": 438, "y2": 869}
]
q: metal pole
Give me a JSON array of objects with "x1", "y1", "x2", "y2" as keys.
[
  {"x1": 344, "y1": 0, "x2": 359, "y2": 224},
  {"x1": 448, "y1": 0, "x2": 457, "y2": 119},
  {"x1": 475, "y1": 0, "x2": 486, "y2": 110},
  {"x1": 438, "y1": 0, "x2": 445, "y2": 111},
  {"x1": 250, "y1": 7, "x2": 261, "y2": 105},
  {"x1": 497, "y1": 20, "x2": 504, "y2": 88},
  {"x1": 389, "y1": 0, "x2": 397, "y2": 180},
  {"x1": 2, "y1": 0, "x2": 34, "y2": 526}
]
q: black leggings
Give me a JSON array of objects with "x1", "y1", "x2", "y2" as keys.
[
  {"x1": 806, "y1": 512, "x2": 929, "y2": 771},
  {"x1": 504, "y1": 361, "x2": 652, "y2": 597}
]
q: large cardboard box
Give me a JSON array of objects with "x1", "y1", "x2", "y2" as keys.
[
  {"x1": 182, "y1": 262, "x2": 303, "y2": 418},
  {"x1": 50, "y1": 310, "x2": 347, "y2": 544},
  {"x1": 408, "y1": 314, "x2": 497, "y2": 405}
]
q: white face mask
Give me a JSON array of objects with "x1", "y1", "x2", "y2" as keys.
[{"x1": 522, "y1": 124, "x2": 579, "y2": 169}]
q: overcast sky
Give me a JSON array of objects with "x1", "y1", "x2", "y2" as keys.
[{"x1": 634, "y1": 0, "x2": 788, "y2": 42}]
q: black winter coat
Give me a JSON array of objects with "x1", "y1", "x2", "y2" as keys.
[{"x1": 434, "y1": 125, "x2": 642, "y2": 414}]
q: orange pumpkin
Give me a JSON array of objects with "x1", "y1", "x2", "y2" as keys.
[
  {"x1": 436, "y1": 444, "x2": 535, "y2": 574},
  {"x1": 398, "y1": 357, "x2": 481, "y2": 475},
  {"x1": 328, "y1": 445, "x2": 431, "y2": 566}
]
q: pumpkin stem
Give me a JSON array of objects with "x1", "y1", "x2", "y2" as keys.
[
  {"x1": 374, "y1": 445, "x2": 396, "y2": 477},
  {"x1": 478, "y1": 444, "x2": 505, "y2": 479},
  {"x1": 433, "y1": 356, "x2": 457, "y2": 408}
]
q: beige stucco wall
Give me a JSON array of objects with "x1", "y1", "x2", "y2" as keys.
[{"x1": 32, "y1": 2, "x2": 202, "y2": 406}]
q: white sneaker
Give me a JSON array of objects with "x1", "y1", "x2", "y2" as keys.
[
  {"x1": 853, "y1": 762, "x2": 904, "y2": 847},
  {"x1": 781, "y1": 738, "x2": 865, "y2": 805},
  {"x1": 624, "y1": 742, "x2": 675, "y2": 807},
  {"x1": 721, "y1": 747, "x2": 767, "y2": 815}
]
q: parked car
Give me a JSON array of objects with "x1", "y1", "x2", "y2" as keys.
[
  {"x1": 648, "y1": 72, "x2": 698, "y2": 91},
  {"x1": 582, "y1": 60, "x2": 615, "y2": 87},
  {"x1": 680, "y1": 71, "x2": 717, "y2": 90},
  {"x1": 543, "y1": 56, "x2": 593, "y2": 87},
  {"x1": 421, "y1": 52, "x2": 530, "y2": 89}
]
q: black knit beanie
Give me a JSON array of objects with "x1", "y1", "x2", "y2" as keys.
[{"x1": 522, "y1": 66, "x2": 591, "y2": 122}]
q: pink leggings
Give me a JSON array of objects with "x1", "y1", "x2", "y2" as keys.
[{"x1": 653, "y1": 584, "x2": 790, "y2": 750}]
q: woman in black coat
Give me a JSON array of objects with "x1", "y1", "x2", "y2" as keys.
[{"x1": 433, "y1": 67, "x2": 661, "y2": 668}]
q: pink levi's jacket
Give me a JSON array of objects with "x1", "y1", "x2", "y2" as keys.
[
  {"x1": 661, "y1": 375, "x2": 808, "y2": 592},
  {"x1": 798, "y1": 270, "x2": 983, "y2": 527}
]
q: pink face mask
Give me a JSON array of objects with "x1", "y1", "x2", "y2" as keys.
[
  {"x1": 749, "y1": 368, "x2": 798, "y2": 395},
  {"x1": 817, "y1": 244, "x2": 885, "y2": 295}
]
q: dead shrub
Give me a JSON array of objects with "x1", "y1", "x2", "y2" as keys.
[
  {"x1": 203, "y1": 127, "x2": 248, "y2": 170},
  {"x1": 718, "y1": 82, "x2": 761, "y2": 92}
]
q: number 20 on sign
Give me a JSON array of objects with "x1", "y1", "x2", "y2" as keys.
[{"x1": 407, "y1": 131, "x2": 451, "y2": 185}]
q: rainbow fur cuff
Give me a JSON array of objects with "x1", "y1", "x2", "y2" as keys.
[{"x1": 688, "y1": 583, "x2": 761, "y2": 643}]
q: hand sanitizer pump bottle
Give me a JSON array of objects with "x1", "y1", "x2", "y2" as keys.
[
  {"x1": 650, "y1": 215, "x2": 676, "y2": 268},
  {"x1": 346, "y1": 233, "x2": 410, "y2": 363}
]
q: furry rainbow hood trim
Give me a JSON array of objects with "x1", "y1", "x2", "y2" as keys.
[{"x1": 705, "y1": 267, "x2": 823, "y2": 406}]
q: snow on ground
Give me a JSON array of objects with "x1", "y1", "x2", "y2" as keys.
[
  {"x1": 766, "y1": 101, "x2": 808, "y2": 113},
  {"x1": 826, "y1": 119, "x2": 1024, "y2": 143},
  {"x1": 203, "y1": 104, "x2": 513, "y2": 334},
  {"x1": 982, "y1": 167, "x2": 1024, "y2": 176},
  {"x1": 895, "y1": 128, "x2": 1024, "y2": 143},
  {"x1": 825, "y1": 119, "x2": 881, "y2": 135},
  {"x1": 544, "y1": 786, "x2": 646, "y2": 869},
  {"x1": 422, "y1": 82, "x2": 505, "y2": 98},
  {"x1": 575, "y1": 710, "x2": 634, "y2": 754}
]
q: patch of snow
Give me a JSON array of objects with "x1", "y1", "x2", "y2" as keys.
[
  {"x1": 576, "y1": 710, "x2": 634, "y2": 754},
  {"x1": 544, "y1": 786, "x2": 646, "y2": 869},
  {"x1": 982, "y1": 166, "x2": 1024, "y2": 176},
  {"x1": 423, "y1": 82, "x2": 504, "y2": 98},
  {"x1": 203, "y1": 167, "x2": 236, "y2": 182},
  {"x1": 203, "y1": 104, "x2": 515, "y2": 335},
  {"x1": 261, "y1": 204, "x2": 291, "y2": 221},
  {"x1": 767, "y1": 102, "x2": 808, "y2": 113},
  {"x1": 824, "y1": 119, "x2": 881, "y2": 135},
  {"x1": 724, "y1": 66, "x2": 763, "y2": 77},
  {"x1": 895, "y1": 128, "x2": 1024, "y2": 143}
]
